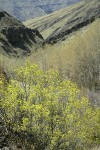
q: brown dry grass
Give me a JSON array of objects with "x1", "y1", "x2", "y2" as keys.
[{"x1": 29, "y1": 19, "x2": 100, "y2": 89}]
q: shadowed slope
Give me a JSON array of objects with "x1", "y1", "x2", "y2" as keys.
[{"x1": 0, "y1": 11, "x2": 44, "y2": 56}]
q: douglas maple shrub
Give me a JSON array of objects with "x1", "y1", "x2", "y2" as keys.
[{"x1": 0, "y1": 62, "x2": 100, "y2": 150}]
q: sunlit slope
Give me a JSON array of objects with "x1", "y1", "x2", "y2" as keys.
[{"x1": 24, "y1": 0, "x2": 100, "y2": 42}]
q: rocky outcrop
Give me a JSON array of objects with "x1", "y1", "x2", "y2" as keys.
[
  {"x1": 2, "y1": 27, "x2": 43, "y2": 45},
  {"x1": 0, "y1": 11, "x2": 44, "y2": 56},
  {"x1": 1, "y1": 27, "x2": 43, "y2": 53}
]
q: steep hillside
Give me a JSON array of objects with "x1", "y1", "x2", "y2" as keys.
[
  {"x1": 0, "y1": 10, "x2": 44, "y2": 56},
  {"x1": 0, "y1": 0, "x2": 79, "y2": 21},
  {"x1": 24, "y1": 0, "x2": 100, "y2": 43}
]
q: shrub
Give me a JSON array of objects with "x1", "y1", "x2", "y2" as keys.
[{"x1": 0, "y1": 62, "x2": 100, "y2": 150}]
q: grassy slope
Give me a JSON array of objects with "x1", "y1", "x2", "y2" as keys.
[
  {"x1": 24, "y1": 0, "x2": 100, "y2": 40},
  {"x1": 24, "y1": 1, "x2": 83, "y2": 38}
]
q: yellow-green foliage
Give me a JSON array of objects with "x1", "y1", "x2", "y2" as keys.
[{"x1": 0, "y1": 62, "x2": 100, "y2": 150}]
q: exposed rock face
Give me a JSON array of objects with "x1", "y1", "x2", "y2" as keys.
[
  {"x1": 1, "y1": 27, "x2": 43, "y2": 53},
  {"x1": 0, "y1": 0, "x2": 79, "y2": 21},
  {"x1": 0, "y1": 11, "x2": 44, "y2": 56},
  {"x1": 25, "y1": 0, "x2": 100, "y2": 43}
]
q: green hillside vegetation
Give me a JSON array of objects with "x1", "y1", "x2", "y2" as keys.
[{"x1": 0, "y1": 62, "x2": 100, "y2": 150}]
